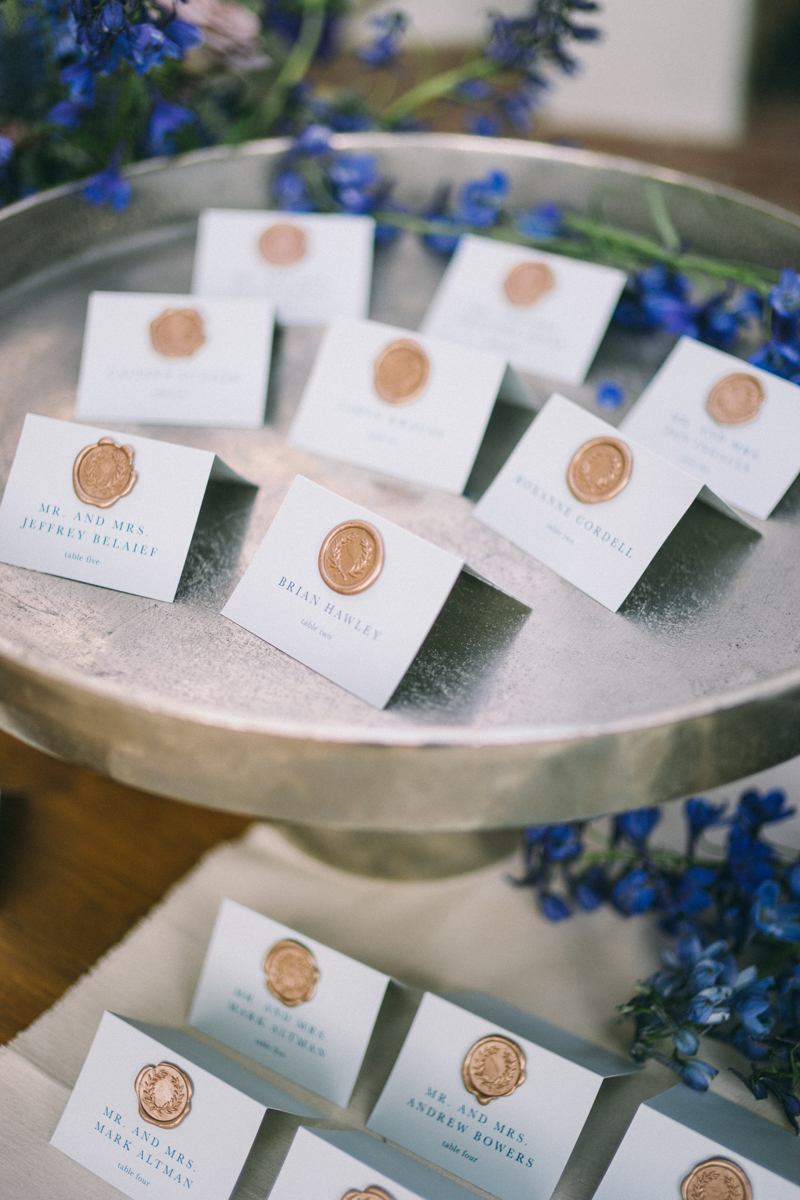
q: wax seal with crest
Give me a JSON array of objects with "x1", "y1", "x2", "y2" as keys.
[
  {"x1": 705, "y1": 373, "x2": 765, "y2": 426},
  {"x1": 373, "y1": 338, "x2": 430, "y2": 405},
  {"x1": 258, "y1": 222, "x2": 307, "y2": 266},
  {"x1": 73, "y1": 437, "x2": 137, "y2": 509},
  {"x1": 503, "y1": 261, "x2": 555, "y2": 307},
  {"x1": 566, "y1": 435, "x2": 633, "y2": 504},
  {"x1": 319, "y1": 520, "x2": 384, "y2": 596},
  {"x1": 342, "y1": 1188, "x2": 395, "y2": 1200},
  {"x1": 462, "y1": 1034, "x2": 526, "y2": 1106},
  {"x1": 680, "y1": 1157, "x2": 752, "y2": 1200},
  {"x1": 135, "y1": 1062, "x2": 193, "y2": 1129},
  {"x1": 149, "y1": 307, "x2": 205, "y2": 358},
  {"x1": 264, "y1": 938, "x2": 320, "y2": 1007}
]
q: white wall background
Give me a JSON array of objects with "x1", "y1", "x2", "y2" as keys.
[{"x1": 349, "y1": 0, "x2": 756, "y2": 143}]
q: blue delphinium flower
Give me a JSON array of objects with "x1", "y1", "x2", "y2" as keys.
[
  {"x1": 356, "y1": 12, "x2": 407, "y2": 68},
  {"x1": 515, "y1": 820, "x2": 585, "y2": 921},
  {"x1": 455, "y1": 169, "x2": 509, "y2": 226},
  {"x1": 514, "y1": 201, "x2": 561, "y2": 239},
  {"x1": 0, "y1": 135, "x2": 14, "y2": 167},
  {"x1": 273, "y1": 167, "x2": 315, "y2": 212},
  {"x1": 751, "y1": 880, "x2": 800, "y2": 942},
  {"x1": 47, "y1": 99, "x2": 83, "y2": 129},
  {"x1": 685, "y1": 797, "x2": 727, "y2": 854},
  {"x1": 595, "y1": 380, "x2": 624, "y2": 409},
  {"x1": 82, "y1": 147, "x2": 132, "y2": 211},
  {"x1": 466, "y1": 113, "x2": 502, "y2": 138},
  {"x1": 613, "y1": 806, "x2": 661, "y2": 847},
  {"x1": 145, "y1": 93, "x2": 196, "y2": 156}
]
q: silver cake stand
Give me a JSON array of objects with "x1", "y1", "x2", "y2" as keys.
[{"x1": 1, "y1": 133, "x2": 800, "y2": 851}]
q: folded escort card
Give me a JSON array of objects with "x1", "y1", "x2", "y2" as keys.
[
  {"x1": 420, "y1": 235, "x2": 627, "y2": 385},
  {"x1": 367, "y1": 992, "x2": 639, "y2": 1200},
  {"x1": 269, "y1": 1126, "x2": 481, "y2": 1200},
  {"x1": 620, "y1": 335, "x2": 800, "y2": 520},
  {"x1": 50, "y1": 1011, "x2": 320, "y2": 1200},
  {"x1": 594, "y1": 1084, "x2": 800, "y2": 1200},
  {"x1": 222, "y1": 475, "x2": 464, "y2": 707},
  {"x1": 289, "y1": 317, "x2": 531, "y2": 494},
  {"x1": 188, "y1": 898, "x2": 391, "y2": 1106},
  {"x1": 0, "y1": 414, "x2": 253, "y2": 602},
  {"x1": 192, "y1": 209, "x2": 374, "y2": 325},
  {"x1": 473, "y1": 394, "x2": 756, "y2": 612},
  {"x1": 75, "y1": 291, "x2": 276, "y2": 427}
]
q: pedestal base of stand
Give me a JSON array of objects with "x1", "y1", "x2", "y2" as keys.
[{"x1": 274, "y1": 824, "x2": 523, "y2": 880}]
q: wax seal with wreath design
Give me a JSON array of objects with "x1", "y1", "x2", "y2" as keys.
[
  {"x1": 263, "y1": 938, "x2": 320, "y2": 1006},
  {"x1": 318, "y1": 520, "x2": 384, "y2": 596},
  {"x1": 566, "y1": 435, "x2": 633, "y2": 504},
  {"x1": 461, "y1": 1034, "x2": 527, "y2": 1106},
  {"x1": 258, "y1": 222, "x2": 307, "y2": 265},
  {"x1": 149, "y1": 307, "x2": 206, "y2": 358},
  {"x1": 680, "y1": 1157, "x2": 752, "y2": 1200},
  {"x1": 135, "y1": 1062, "x2": 193, "y2": 1129},
  {"x1": 373, "y1": 338, "x2": 430, "y2": 405},
  {"x1": 342, "y1": 1188, "x2": 396, "y2": 1200},
  {"x1": 705, "y1": 373, "x2": 765, "y2": 426},
  {"x1": 73, "y1": 437, "x2": 137, "y2": 508},
  {"x1": 502, "y1": 261, "x2": 555, "y2": 306}
]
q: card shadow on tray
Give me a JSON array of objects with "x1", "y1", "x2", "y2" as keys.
[
  {"x1": 173, "y1": 479, "x2": 258, "y2": 606},
  {"x1": 463, "y1": 400, "x2": 536, "y2": 501},
  {"x1": 387, "y1": 569, "x2": 531, "y2": 722},
  {"x1": 620, "y1": 497, "x2": 760, "y2": 624}
]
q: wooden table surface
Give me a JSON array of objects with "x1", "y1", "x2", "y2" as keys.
[{"x1": 2, "y1": 100, "x2": 800, "y2": 1051}]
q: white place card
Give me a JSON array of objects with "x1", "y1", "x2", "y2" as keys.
[
  {"x1": 270, "y1": 1126, "x2": 481, "y2": 1200},
  {"x1": 420, "y1": 235, "x2": 627, "y2": 385},
  {"x1": 620, "y1": 335, "x2": 800, "y2": 519},
  {"x1": 289, "y1": 317, "x2": 531, "y2": 494},
  {"x1": 192, "y1": 209, "x2": 374, "y2": 325},
  {"x1": 222, "y1": 475, "x2": 463, "y2": 707},
  {"x1": 473, "y1": 394, "x2": 754, "y2": 612},
  {"x1": 75, "y1": 291, "x2": 276, "y2": 427},
  {"x1": 0, "y1": 414, "x2": 252, "y2": 602},
  {"x1": 189, "y1": 898, "x2": 390, "y2": 1106},
  {"x1": 594, "y1": 1085, "x2": 800, "y2": 1200},
  {"x1": 50, "y1": 1011, "x2": 320, "y2": 1200},
  {"x1": 367, "y1": 991, "x2": 639, "y2": 1200}
]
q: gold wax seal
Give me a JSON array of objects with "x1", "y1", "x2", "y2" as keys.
[
  {"x1": 462, "y1": 1034, "x2": 526, "y2": 1106},
  {"x1": 258, "y1": 221, "x2": 307, "y2": 265},
  {"x1": 705, "y1": 373, "x2": 765, "y2": 426},
  {"x1": 73, "y1": 437, "x2": 137, "y2": 509},
  {"x1": 681, "y1": 1157, "x2": 752, "y2": 1200},
  {"x1": 135, "y1": 1062, "x2": 193, "y2": 1129},
  {"x1": 342, "y1": 1189, "x2": 396, "y2": 1200},
  {"x1": 373, "y1": 338, "x2": 430, "y2": 405},
  {"x1": 503, "y1": 261, "x2": 555, "y2": 306},
  {"x1": 149, "y1": 307, "x2": 205, "y2": 358},
  {"x1": 567, "y1": 435, "x2": 633, "y2": 504},
  {"x1": 318, "y1": 520, "x2": 384, "y2": 596},
  {"x1": 264, "y1": 938, "x2": 320, "y2": 1007}
]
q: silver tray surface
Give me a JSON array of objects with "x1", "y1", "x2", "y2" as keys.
[{"x1": 1, "y1": 132, "x2": 800, "y2": 829}]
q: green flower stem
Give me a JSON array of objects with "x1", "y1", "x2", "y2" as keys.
[
  {"x1": 372, "y1": 209, "x2": 781, "y2": 293},
  {"x1": 254, "y1": 0, "x2": 327, "y2": 134},
  {"x1": 379, "y1": 56, "x2": 497, "y2": 123}
]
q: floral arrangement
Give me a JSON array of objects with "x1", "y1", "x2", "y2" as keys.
[
  {"x1": 6, "y1": 0, "x2": 800, "y2": 1131},
  {"x1": 517, "y1": 789, "x2": 800, "y2": 1133}
]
